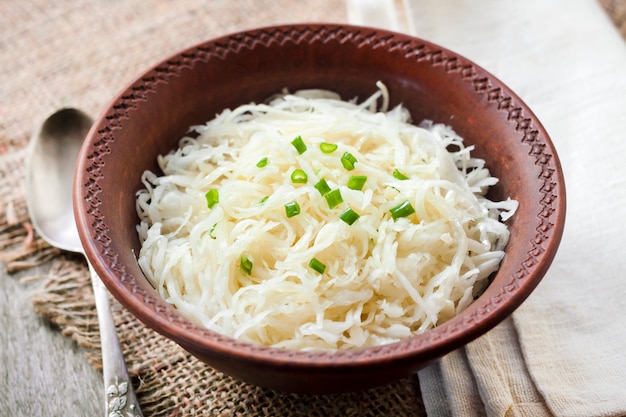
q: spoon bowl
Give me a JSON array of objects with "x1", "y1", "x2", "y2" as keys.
[
  {"x1": 27, "y1": 108, "x2": 89, "y2": 252},
  {"x1": 26, "y1": 108, "x2": 143, "y2": 417}
]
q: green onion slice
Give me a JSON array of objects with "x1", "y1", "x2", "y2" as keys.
[
  {"x1": 205, "y1": 189, "x2": 219, "y2": 209},
  {"x1": 285, "y1": 201, "x2": 301, "y2": 218},
  {"x1": 340, "y1": 152, "x2": 358, "y2": 170},
  {"x1": 291, "y1": 169, "x2": 308, "y2": 184},
  {"x1": 291, "y1": 135, "x2": 307, "y2": 154},
  {"x1": 314, "y1": 178, "x2": 331, "y2": 196},
  {"x1": 324, "y1": 188, "x2": 343, "y2": 209},
  {"x1": 390, "y1": 200, "x2": 416, "y2": 220},
  {"x1": 209, "y1": 223, "x2": 217, "y2": 239},
  {"x1": 320, "y1": 142, "x2": 338, "y2": 153},
  {"x1": 347, "y1": 175, "x2": 367, "y2": 191},
  {"x1": 256, "y1": 157, "x2": 268, "y2": 168},
  {"x1": 309, "y1": 258, "x2": 326, "y2": 274},
  {"x1": 392, "y1": 168, "x2": 409, "y2": 180},
  {"x1": 339, "y1": 207, "x2": 360, "y2": 225},
  {"x1": 260, "y1": 196, "x2": 269, "y2": 204},
  {"x1": 240, "y1": 253, "x2": 253, "y2": 275}
]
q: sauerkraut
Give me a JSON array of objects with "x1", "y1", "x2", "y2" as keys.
[{"x1": 136, "y1": 82, "x2": 517, "y2": 350}]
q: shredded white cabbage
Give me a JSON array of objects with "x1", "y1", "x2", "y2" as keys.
[{"x1": 136, "y1": 82, "x2": 517, "y2": 350}]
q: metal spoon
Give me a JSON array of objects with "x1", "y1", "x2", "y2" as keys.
[{"x1": 26, "y1": 108, "x2": 143, "y2": 417}]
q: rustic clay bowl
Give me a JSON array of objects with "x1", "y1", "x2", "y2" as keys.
[{"x1": 74, "y1": 24, "x2": 565, "y2": 394}]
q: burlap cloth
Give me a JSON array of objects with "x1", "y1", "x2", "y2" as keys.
[
  {"x1": 0, "y1": 1, "x2": 425, "y2": 416},
  {"x1": 1, "y1": 1, "x2": 624, "y2": 416}
]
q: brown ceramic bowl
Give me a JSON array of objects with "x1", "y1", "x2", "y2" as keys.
[{"x1": 74, "y1": 24, "x2": 565, "y2": 394}]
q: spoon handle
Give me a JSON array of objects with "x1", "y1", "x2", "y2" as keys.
[{"x1": 88, "y1": 262, "x2": 144, "y2": 417}]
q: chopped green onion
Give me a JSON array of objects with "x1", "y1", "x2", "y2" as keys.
[
  {"x1": 240, "y1": 253, "x2": 253, "y2": 275},
  {"x1": 314, "y1": 178, "x2": 332, "y2": 196},
  {"x1": 285, "y1": 201, "x2": 301, "y2": 218},
  {"x1": 320, "y1": 142, "x2": 338, "y2": 153},
  {"x1": 209, "y1": 223, "x2": 217, "y2": 239},
  {"x1": 260, "y1": 196, "x2": 269, "y2": 204},
  {"x1": 347, "y1": 175, "x2": 367, "y2": 191},
  {"x1": 205, "y1": 189, "x2": 219, "y2": 209},
  {"x1": 324, "y1": 188, "x2": 343, "y2": 209},
  {"x1": 309, "y1": 258, "x2": 326, "y2": 274},
  {"x1": 393, "y1": 169, "x2": 409, "y2": 180},
  {"x1": 291, "y1": 169, "x2": 308, "y2": 184},
  {"x1": 256, "y1": 157, "x2": 268, "y2": 167},
  {"x1": 339, "y1": 207, "x2": 360, "y2": 225},
  {"x1": 390, "y1": 200, "x2": 416, "y2": 220},
  {"x1": 291, "y1": 135, "x2": 307, "y2": 154},
  {"x1": 340, "y1": 152, "x2": 358, "y2": 170}
]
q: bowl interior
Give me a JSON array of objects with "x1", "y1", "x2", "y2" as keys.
[{"x1": 74, "y1": 24, "x2": 565, "y2": 392}]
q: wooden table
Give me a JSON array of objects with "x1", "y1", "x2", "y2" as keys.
[{"x1": 1, "y1": 265, "x2": 103, "y2": 415}]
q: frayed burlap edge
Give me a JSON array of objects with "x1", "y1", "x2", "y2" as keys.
[
  {"x1": 0, "y1": 133, "x2": 425, "y2": 416},
  {"x1": 0, "y1": 137, "x2": 59, "y2": 271}
]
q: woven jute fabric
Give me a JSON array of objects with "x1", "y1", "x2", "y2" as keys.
[{"x1": 0, "y1": 1, "x2": 425, "y2": 416}]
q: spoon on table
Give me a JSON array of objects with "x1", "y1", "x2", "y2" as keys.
[{"x1": 26, "y1": 108, "x2": 143, "y2": 417}]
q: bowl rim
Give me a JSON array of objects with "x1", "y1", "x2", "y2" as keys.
[{"x1": 73, "y1": 23, "x2": 566, "y2": 368}]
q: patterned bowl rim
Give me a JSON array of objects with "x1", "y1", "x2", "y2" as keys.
[{"x1": 74, "y1": 23, "x2": 566, "y2": 367}]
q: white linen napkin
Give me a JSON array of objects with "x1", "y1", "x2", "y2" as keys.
[{"x1": 348, "y1": 0, "x2": 626, "y2": 415}]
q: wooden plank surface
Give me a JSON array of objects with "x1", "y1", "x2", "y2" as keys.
[{"x1": 1, "y1": 266, "x2": 102, "y2": 416}]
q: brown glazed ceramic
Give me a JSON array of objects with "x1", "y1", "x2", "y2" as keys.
[{"x1": 73, "y1": 24, "x2": 566, "y2": 394}]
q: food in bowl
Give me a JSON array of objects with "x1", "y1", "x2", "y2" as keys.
[
  {"x1": 75, "y1": 24, "x2": 565, "y2": 393},
  {"x1": 135, "y1": 82, "x2": 518, "y2": 350}
]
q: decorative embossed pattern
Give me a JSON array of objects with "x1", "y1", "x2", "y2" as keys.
[{"x1": 76, "y1": 24, "x2": 565, "y2": 392}]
